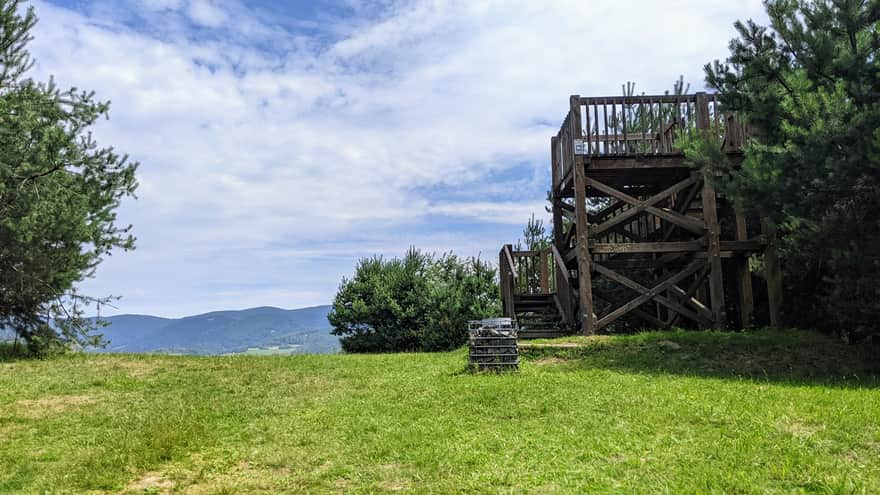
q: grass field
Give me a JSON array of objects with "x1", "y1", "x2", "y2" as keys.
[{"x1": 1, "y1": 329, "x2": 879, "y2": 494}]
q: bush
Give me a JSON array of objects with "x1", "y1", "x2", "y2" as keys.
[{"x1": 328, "y1": 248, "x2": 499, "y2": 352}]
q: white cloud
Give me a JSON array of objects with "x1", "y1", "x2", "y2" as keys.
[
  {"x1": 186, "y1": 0, "x2": 228, "y2": 27},
  {"x1": 27, "y1": 0, "x2": 768, "y2": 316}
]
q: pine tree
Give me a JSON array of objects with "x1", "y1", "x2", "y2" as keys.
[
  {"x1": 0, "y1": 0, "x2": 139, "y2": 353},
  {"x1": 684, "y1": 0, "x2": 880, "y2": 337}
]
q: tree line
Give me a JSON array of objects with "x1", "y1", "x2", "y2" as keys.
[{"x1": 1, "y1": 0, "x2": 877, "y2": 355}]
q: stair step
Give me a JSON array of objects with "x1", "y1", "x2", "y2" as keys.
[
  {"x1": 518, "y1": 329, "x2": 567, "y2": 339},
  {"x1": 514, "y1": 294, "x2": 555, "y2": 301},
  {"x1": 514, "y1": 302, "x2": 557, "y2": 310},
  {"x1": 518, "y1": 321, "x2": 564, "y2": 327}
]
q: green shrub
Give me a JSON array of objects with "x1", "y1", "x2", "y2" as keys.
[{"x1": 328, "y1": 248, "x2": 499, "y2": 352}]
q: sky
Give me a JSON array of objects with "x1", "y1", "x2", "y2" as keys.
[{"x1": 29, "y1": 0, "x2": 768, "y2": 317}]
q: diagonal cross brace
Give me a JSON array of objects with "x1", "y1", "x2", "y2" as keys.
[
  {"x1": 587, "y1": 174, "x2": 705, "y2": 237},
  {"x1": 593, "y1": 260, "x2": 709, "y2": 330}
]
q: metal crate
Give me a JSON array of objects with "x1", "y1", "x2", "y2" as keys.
[{"x1": 468, "y1": 318, "x2": 518, "y2": 371}]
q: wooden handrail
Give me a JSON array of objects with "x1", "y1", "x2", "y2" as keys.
[
  {"x1": 502, "y1": 245, "x2": 517, "y2": 279},
  {"x1": 550, "y1": 245, "x2": 568, "y2": 275},
  {"x1": 548, "y1": 92, "x2": 744, "y2": 173}
]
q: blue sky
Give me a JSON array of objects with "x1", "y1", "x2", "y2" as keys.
[{"x1": 30, "y1": 0, "x2": 767, "y2": 317}]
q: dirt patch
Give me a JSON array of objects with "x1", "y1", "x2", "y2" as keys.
[
  {"x1": 14, "y1": 394, "x2": 96, "y2": 419},
  {"x1": 376, "y1": 464, "x2": 412, "y2": 492},
  {"x1": 520, "y1": 342, "x2": 582, "y2": 349},
  {"x1": 121, "y1": 472, "x2": 174, "y2": 494},
  {"x1": 378, "y1": 479, "x2": 411, "y2": 492},
  {"x1": 534, "y1": 356, "x2": 569, "y2": 366}
]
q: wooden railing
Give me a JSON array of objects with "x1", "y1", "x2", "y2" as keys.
[
  {"x1": 516, "y1": 249, "x2": 554, "y2": 294},
  {"x1": 499, "y1": 244, "x2": 575, "y2": 325},
  {"x1": 499, "y1": 244, "x2": 517, "y2": 319},
  {"x1": 551, "y1": 245, "x2": 573, "y2": 325},
  {"x1": 552, "y1": 93, "x2": 749, "y2": 190}
]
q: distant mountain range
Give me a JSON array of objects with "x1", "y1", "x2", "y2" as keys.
[{"x1": 3, "y1": 305, "x2": 341, "y2": 355}]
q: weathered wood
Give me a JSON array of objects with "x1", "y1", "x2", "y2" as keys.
[
  {"x1": 586, "y1": 156, "x2": 697, "y2": 169},
  {"x1": 696, "y1": 93, "x2": 726, "y2": 329},
  {"x1": 505, "y1": 91, "x2": 772, "y2": 334},
  {"x1": 539, "y1": 250, "x2": 549, "y2": 293},
  {"x1": 588, "y1": 174, "x2": 702, "y2": 236},
  {"x1": 593, "y1": 260, "x2": 706, "y2": 330},
  {"x1": 762, "y1": 219, "x2": 783, "y2": 327},
  {"x1": 590, "y1": 241, "x2": 705, "y2": 254},
  {"x1": 586, "y1": 176, "x2": 706, "y2": 235},
  {"x1": 572, "y1": 95, "x2": 595, "y2": 335},
  {"x1": 593, "y1": 261, "x2": 710, "y2": 326},
  {"x1": 735, "y1": 212, "x2": 755, "y2": 328}
]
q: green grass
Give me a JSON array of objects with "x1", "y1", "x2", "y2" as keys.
[{"x1": 1, "y1": 329, "x2": 879, "y2": 494}]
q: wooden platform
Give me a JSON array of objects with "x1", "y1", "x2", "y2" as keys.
[{"x1": 500, "y1": 92, "x2": 783, "y2": 336}]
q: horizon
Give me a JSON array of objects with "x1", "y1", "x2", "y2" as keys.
[
  {"x1": 93, "y1": 303, "x2": 333, "y2": 320},
  {"x1": 31, "y1": 0, "x2": 768, "y2": 317}
]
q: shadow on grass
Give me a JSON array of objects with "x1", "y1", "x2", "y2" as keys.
[{"x1": 520, "y1": 329, "x2": 880, "y2": 388}]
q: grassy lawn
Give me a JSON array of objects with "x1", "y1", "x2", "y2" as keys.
[{"x1": 1, "y1": 329, "x2": 879, "y2": 494}]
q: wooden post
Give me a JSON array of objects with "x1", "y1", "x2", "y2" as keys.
[
  {"x1": 696, "y1": 93, "x2": 726, "y2": 328},
  {"x1": 539, "y1": 250, "x2": 549, "y2": 293},
  {"x1": 551, "y1": 137, "x2": 565, "y2": 249},
  {"x1": 735, "y1": 213, "x2": 754, "y2": 328},
  {"x1": 499, "y1": 247, "x2": 508, "y2": 317},
  {"x1": 571, "y1": 95, "x2": 595, "y2": 335},
  {"x1": 762, "y1": 219, "x2": 783, "y2": 327}
]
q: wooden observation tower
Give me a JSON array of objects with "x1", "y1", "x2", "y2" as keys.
[{"x1": 500, "y1": 93, "x2": 783, "y2": 338}]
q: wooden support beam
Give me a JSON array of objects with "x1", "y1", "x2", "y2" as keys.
[
  {"x1": 593, "y1": 260, "x2": 707, "y2": 330},
  {"x1": 586, "y1": 176, "x2": 706, "y2": 236},
  {"x1": 594, "y1": 293, "x2": 668, "y2": 328},
  {"x1": 762, "y1": 219, "x2": 783, "y2": 327},
  {"x1": 586, "y1": 156, "x2": 695, "y2": 169},
  {"x1": 667, "y1": 266, "x2": 710, "y2": 326},
  {"x1": 540, "y1": 250, "x2": 549, "y2": 293},
  {"x1": 696, "y1": 93, "x2": 726, "y2": 329},
  {"x1": 590, "y1": 240, "x2": 705, "y2": 254},
  {"x1": 571, "y1": 95, "x2": 596, "y2": 335},
  {"x1": 661, "y1": 177, "x2": 703, "y2": 242},
  {"x1": 735, "y1": 213, "x2": 755, "y2": 328}
]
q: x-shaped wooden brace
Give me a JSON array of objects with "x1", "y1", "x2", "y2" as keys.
[
  {"x1": 587, "y1": 173, "x2": 705, "y2": 237},
  {"x1": 592, "y1": 259, "x2": 711, "y2": 330}
]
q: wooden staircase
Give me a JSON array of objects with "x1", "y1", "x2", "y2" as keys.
[
  {"x1": 513, "y1": 293, "x2": 566, "y2": 339},
  {"x1": 499, "y1": 245, "x2": 575, "y2": 340}
]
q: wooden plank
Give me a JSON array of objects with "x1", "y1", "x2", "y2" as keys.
[
  {"x1": 585, "y1": 156, "x2": 691, "y2": 169},
  {"x1": 762, "y1": 219, "x2": 783, "y2": 327},
  {"x1": 593, "y1": 261, "x2": 709, "y2": 324},
  {"x1": 594, "y1": 260, "x2": 706, "y2": 330},
  {"x1": 735, "y1": 213, "x2": 755, "y2": 328},
  {"x1": 551, "y1": 245, "x2": 572, "y2": 325},
  {"x1": 587, "y1": 175, "x2": 706, "y2": 236},
  {"x1": 539, "y1": 250, "x2": 549, "y2": 293},
  {"x1": 661, "y1": 177, "x2": 702, "y2": 242},
  {"x1": 700, "y1": 182, "x2": 725, "y2": 325},
  {"x1": 602, "y1": 99, "x2": 609, "y2": 155},
  {"x1": 590, "y1": 241, "x2": 705, "y2": 254},
  {"x1": 581, "y1": 94, "x2": 699, "y2": 105},
  {"x1": 696, "y1": 92, "x2": 726, "y2": 329},
  {"x1": 572, "y1": 95, "x2": 595, "y2": 335},
  {"x1": 611, "y1": 102, "x2": 619, "y2": 154},
  {"x1": 551, "y1": 136, "x2": 560, "y2": 194},
  {"x1": 667, "y1": 266, "x2": 709, "y2": 326}
]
